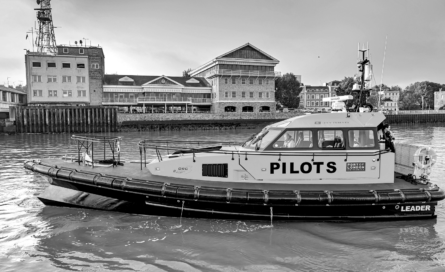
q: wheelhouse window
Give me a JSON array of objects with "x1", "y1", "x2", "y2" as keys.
[
  {"x1": 318, "y1": 130, "x2": 345, "y2": 149},
  {"x1": 348, "y1": 130, "x2": 375, "y2": 148},
  {"x1": 272, "y1": 130, "x2": 313, "y2": 149},
  {"x1": 243, "y1": 127, "x2": 281, "y2": 150}
]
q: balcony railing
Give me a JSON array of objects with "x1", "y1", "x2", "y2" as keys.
[
  {"x1": 208, "y1": 69, "x2": 281, "y2": 78},
  {"x1": 102, "y1": 97, "x2": 212, "y2": 104}
]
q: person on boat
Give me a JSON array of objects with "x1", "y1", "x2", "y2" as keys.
[
  {"x1": 382, "y1": 124, "x2": 396, "y2": 152},
  {"x1": 283, "y1": 133, "x2": 296, "y2": 148}
]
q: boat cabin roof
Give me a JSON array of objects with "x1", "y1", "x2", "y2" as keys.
[{"x1": 270, "y1": 112, "x2": 385, "y2": 129}]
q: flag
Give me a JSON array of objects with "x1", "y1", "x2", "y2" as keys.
[{"x1": 26, "y1": 34, "x2": 28, "y2": 40}]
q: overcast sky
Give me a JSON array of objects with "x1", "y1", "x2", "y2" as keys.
[{"x1": 2, "y1": 0, "x2": 444, "y2": 88}]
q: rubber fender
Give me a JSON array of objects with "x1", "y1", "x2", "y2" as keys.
[
  {"x1": 24, "y1": 161, "x2": 35, "y2": 171},
  {"x1": 268, "y1": 190, "x2": 300, "y2": 205},
  {"x1": 429, "y1": 189, "x2": 445, "y2": 201},
  {"x1": 196, "y1": 188, "x2": 227, "y2": 202},
  {"x1": 163, "y1": 184, "x2": 178, "y2": 198},
  {"x1": 299, "y1": 192, "x2": 324, "y2": 204},
  {"x1": 246, "y1": 191, "x2": 265, "y2": 204},
  {"x1": 112, "y1": 179, "x2": 126, "y2": 190},
  {"x1": 176, "y1": 186, "x2": 195, "y2": 199},
  {"x1": 48, "y1": 167, "x2": 60, "y2": 177},
  {"x1": 332, "y1": 192, "x2": 376, "y2": 204},
  {"x1": 122, "y1": 180, "x2": 163, "y2": 195},
  {"x1": 32, "y1": 164, "x2": 52, "y2": 175},
  {"x1": 56, "y1": 169, "x2": 74, "y2": 180},
  {"x1": 230, "y1": 190, "x2": 248, "y2": 203},
  {"x1": 94, "y1": 175, "x2": 114, "y2": 188},
  {"x1": 376, "y1": 192, "x2": 404, "y2": 203},
  {"x1": 70, "y1": 171, "x2": 97, "y2": 185},
  {"x1": 403, "y1": 192, "x2": 429, "y2": 202}
]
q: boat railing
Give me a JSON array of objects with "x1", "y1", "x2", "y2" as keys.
[
  {"x1": 137, "y1": 139, "x2": 392, "y2": 170},
  {"x1": 71, "y1": 135, "x2": 123, "y2": 168}
]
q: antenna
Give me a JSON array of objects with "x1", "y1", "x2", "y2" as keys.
[
  {"x1": 35, "y1": 0, "x2": 57, "y2": 54},
  {"x1": 379, "y1": 36, "x2": 388, "y2": 109}
]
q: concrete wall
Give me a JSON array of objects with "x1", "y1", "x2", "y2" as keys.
[{"x1": 118, "y1": 112, "x2": 301, "y2": 123}]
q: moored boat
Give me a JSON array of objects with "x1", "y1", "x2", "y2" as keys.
[{"x1": 24, "y1": 46, "x2": 445, "y2": 220}]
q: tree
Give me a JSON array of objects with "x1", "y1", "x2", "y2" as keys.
[
  {"x1": 275, "y1": 73, "x2": 302, "y2": 108},
  {"x1": 182, "y1": 68, "x2": 192, "y2": 78},
  {"x1": 334, "y1": 77, "x2": 355, "y2": 96}
]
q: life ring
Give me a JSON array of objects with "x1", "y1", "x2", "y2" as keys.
[{"x1": 413, "y1": 147, "x2": 437, "y2": 170}]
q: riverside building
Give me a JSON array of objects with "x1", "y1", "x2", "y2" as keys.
[
  {"x1": 25, "y1": 45, "x2": 105, "y2": 106},
  {"x1": 102, "y1": 75, "x2": 212, "y2": 113},
  {"x1": 0, "y1": 86, "x2": 27, "y2": 118},
  {"x1": 188, "y1": 43, "x2": 280, "y2": 113},
  {"x1": 299, "y1": 85, "x2": 334, "y2": 111}
]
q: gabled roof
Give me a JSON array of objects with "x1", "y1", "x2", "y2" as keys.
[
  {"x1": 215, "y1": 43, "x2": 279, "y2": 62},
  {"x1": 143, "y1": 76, "x2": 183, "y2": 86},
  {"x1": 0, "y1": 86, "x2": 26, "y2": 95},
  {"x1": 104, "y1": 75, "x2": 211, "y2": 88}
]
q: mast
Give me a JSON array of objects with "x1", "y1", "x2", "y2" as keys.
[{"x1": 35, "y1": 0, "x2": 57, "y2": 54}]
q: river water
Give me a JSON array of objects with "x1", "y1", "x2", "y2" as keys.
[{"x1": 1, "y1": 124, "x2": 445, "y2": 271}]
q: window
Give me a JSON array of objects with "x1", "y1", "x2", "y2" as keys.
[
  {"x1": 307, "y1": 101, "x2": 310, "y2": 106},
  {"x1": 266, "y1": 80, "x2": 269, "y2": 84},
  {"x1": 225, "y1": 92, "x2": 229, "y2": 98},
  {"x1": 62, "y1": 63, "x2": 71, "y2": 68},
  {"x1": 79, "y1": 48, "x2": 84, "y2": 54},
  {"x1": 47, "y1": 62, "x2": 56, "y2": 68},
  {"x1": 266, "y1": 92, "x2": 270, "y2": 98},
  {"x1": 320, "y1": 94, "x2": 324, "y2": 99},
  {"x1": 32, "y1": 75, "x2": 42, "y2": 82},
  {"x1": 311, "y1": 101, "x2": 315, "y2": 106},
  {"x1": 311, "y1": 94, "x2": 315, "y2": 99},
  {"x1": 316, "y1": 94, "x2": 319, "y2": 99},
  {"x1": 49, "y1": 90, "x2": 53, "y2": 97},
  {"x1": 224, "y1": 78, "x2": 228, "y2": 84},
  {"x1": 242, "y1": 79, "x2": 245, "y2": 84},
  {"x1": 348, "y1": 130, "x2": 375, "y2": 148},
  {"x1": 33, "y1": 90, "x2": 42, "y2": 97},
  {"x1": 48, "y1": 76, "x2": 57, "y2": 83},
  {"x1": 242, "y1": 92, "x2": 246, "y2": 98},
  {"x1": 91, "y1": 63, "x2": 99, "y2": 69},
  {"x1": 78, "y1": 90, "x2": 86, "y2": 97},
  {"x1": 259, "y1": 79, "x2": 263, "y2": 85},
  {"x1": 315, "y1": 101, "x2": 319, "y2": 106},
  {"x1": 242, "y1": 106, "x2": 254, "y2": 112},
  {"x1": 307, "y1": 94, "x2": 310, "y2": 99},
  {"x1": 259, "y1": 92, "x2": 263, "y2": 98},
  {"x1": 53, "y1": 90, "x2": 58, "y2": 97},
  {"x1": 77, "y1": 76, "x2": 86, "y2": 83},
  {"x1": 318, "y1": 130, "x2": 345, "y2": 149},
  {"x1": 63, "y1": 90, "x2": 72, "y2": 97},
  {"x1": 232, "y1": 78, "x2": 236, "y2": 84},
  {"x1": 249, "y1": 79, "x2": 253, "y2": 84},
  {"x1": 63, "y1": 48, "x2": 69, "y2": 53},
  {"x1": 62, "y1": 76, "x2": 71, "y2": 83},
  {"x1": 250, "y1": 92, "x2": 254, "y2": 98},
  {"x1": 77, "y1": 63, "x2": 85, "y2": 68},
  {"x1": 32, "y1": 62, "x2": 41, "y2": 68},
  {"x1": 232, "y1": 91, "x2": 236, "y2": 98},
  {"x1": 273, "y1": 130, "x2": 313, "y2": 149}
]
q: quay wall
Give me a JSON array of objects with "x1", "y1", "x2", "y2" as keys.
[
  {"x1": 13, "y1": 106, "x2": 118, "y2": 134},
  {"x1": 385, "y1": 113, "x2": 445, "y2": 124}
]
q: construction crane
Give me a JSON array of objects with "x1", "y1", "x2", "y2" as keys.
[{"x1": 35, "y1": 0, "x2": 57, "y2": 54}]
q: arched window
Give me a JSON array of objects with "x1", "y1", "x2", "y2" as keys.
[
  {"x1": 311, "y1": 101, "x2": 315, "y2": 106},
  {"x1": 315, "y1": 101, "x2": 319, "y2": 106},
  {"x1": 311, "y1": 94, "x2": 315, "y2": 99},
  {"x1": 242, "y1": 106, "x2": 254, "y2": 112},
  {"x1": 307, "y1": 94, "x2": 310, "y2": 99},
  {"x1": 225, "y1": 106, "x2": 236, "y2": 112},
  {"x1": 260, "y1": 106, "x2": 270, "y2": 112}
]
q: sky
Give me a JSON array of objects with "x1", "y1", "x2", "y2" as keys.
[{"x1": 1, "y1": 0, "x2": 444, "y2": 89}]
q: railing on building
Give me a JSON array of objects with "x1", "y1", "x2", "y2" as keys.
[
  {"x1": 395, "y1": 110, "x2": 445, "y2": 115},
  {"x1": 102, "y1": 97, "x2": 212, "y2": 104},
  {"x1": 207, "y1": 69, "x2": 281, "y2": 78}
]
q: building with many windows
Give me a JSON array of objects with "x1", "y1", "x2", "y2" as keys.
[
  {"x1": 299, "y1": 85, "x2": 335, "y2": 111},
  {"x1": 25, "y1": 45, "x2": 105, "y2": 105},
  {"x1": 0, "y1": 86, "x2": 27, "y2": 118},
  {"x1": 103, "y1": 75, "x2": 211, "y2": 113},
  {"x1": 382, "y1": 88, "x2": 400, "y2": 111},
  {"x1": 188, "y1": 43, "x2": 280, "y2": 113}
]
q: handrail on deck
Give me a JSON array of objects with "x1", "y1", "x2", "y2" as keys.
[{"x1": 71, "y1": 135, "x2": 122, "y2": 168}]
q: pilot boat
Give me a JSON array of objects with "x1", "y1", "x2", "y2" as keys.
[{"x1": 24, "y1": 46, "x2": 445, "y2": 220}]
